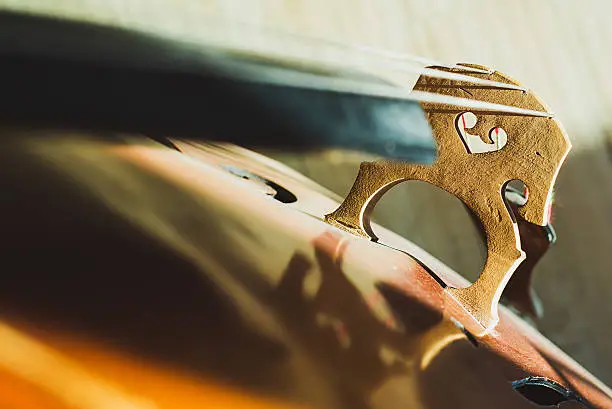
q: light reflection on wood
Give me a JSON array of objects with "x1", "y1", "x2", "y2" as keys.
[{"x1": 0, "y1": 321, "x2": 303, "y2": 409}]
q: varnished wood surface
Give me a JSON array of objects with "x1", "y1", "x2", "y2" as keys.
[
  {"x1": 0, "y1": 132, "x2": 609, "y2": 408},
  {"x1": 267, "y1": 147, "x2": 612, "y2": 388},
  {"x1": 1, "y1": 0, "x2": 612, "y2": 387}
]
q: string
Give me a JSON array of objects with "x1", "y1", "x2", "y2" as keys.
[
  {"x1": 189, "y1": 16, "x2": 519, "y2": 90},
  {"x1": 206, "y1": 14, "x2": 492, "y2": 74},
  {"x1": 0, "y1": 10, "x2": 546, "y2": 116},
  {"x1": 215, "y1": 55, "x2": 552, "y2": 118}
]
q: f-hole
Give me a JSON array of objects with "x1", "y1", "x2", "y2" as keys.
[
  {"x1": 370, "y1": 180, "x2": 486, "y2": 283},
  {"x1": 220, "y1": 165, "x2": 297, "y2": 203},
  {"x1": 512, "y1": 377, "x2": 580, "y2": 406}
]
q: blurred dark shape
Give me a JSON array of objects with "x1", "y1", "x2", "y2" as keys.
[{"x1": 0, "y1": 11, "x2": 436, "y2": 163}]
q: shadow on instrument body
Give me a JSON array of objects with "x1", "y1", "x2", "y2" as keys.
[{"x1": 0, "y1": 133, "x2": 599, "y2": 408}]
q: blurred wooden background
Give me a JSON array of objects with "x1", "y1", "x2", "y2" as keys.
[{"x1": 4, "y1": 0, "x2": 612, "y2": 384}]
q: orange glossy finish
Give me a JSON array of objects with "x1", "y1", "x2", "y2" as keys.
[
  {"x1": 0, "y1": 321, "x2": 302, "y2": 409},
  {"x1": 0, "y1": 132, "x2": 608, "y2": 408}
]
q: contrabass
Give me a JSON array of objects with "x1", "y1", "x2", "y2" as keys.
[{"x1": 0, "y1": 10, "x2": 608, "y2": 409}]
